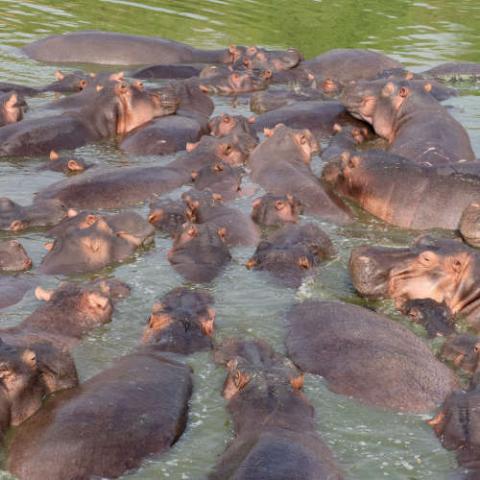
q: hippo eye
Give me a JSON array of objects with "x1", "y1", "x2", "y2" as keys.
[{"x1": 419, "y1": 251, "x2": 436, "y2": 266}]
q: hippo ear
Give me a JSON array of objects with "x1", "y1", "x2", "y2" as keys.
[
  {"x1": 186, "y1": 141, "x2": 199, "y2": 152},
  {"x1": 348, "y1": 155, "x2": 360, "y2": 169},
  {"x1": 297, "y1": 256, "x2": 312, "y2": 269},
  {"x1": 96, "y1": 85, "x2": 104, "y2": 93},
  {"x1": 399, "y1": 86, "x2": 409, "y2": 98},
  {"x1": 21, "y1": 349, "x2": 36, "y2": 369},
  {"x1": 49, "y1": 150, "x2": 59, "y2": 161},
  {"x1": 221, "y1": 143, "x2": 233, "y2": 156},
  {"x1": 213, "y1": 163, "x2": 224, "y2": 172},
  {"x1": 423, "y1": 82, "x2": 433, "y2": 93},
  {"x1": 427, "y1": 411, "x2": 445, "y2": 428},
  {"x1": 67, "y1": 159, "x2": 83, "y2": 172},
  {"x1": 322, "y1": 78, "x2": 337, "y2": 93},
  {"x1": 228, "y1": 44, "x2": 237, "y2": 54},
  {"x1": 147, "y1": 312, "x2": 172, "y2": 331},
  {"x1": 87, "y1": 292, "x2": 109, "y2": 311},
  {"x1": 187, "y1": 225, "x2": 198, "y2": 237},
  {"x1": 148, "y1": 209, "x2": 164, "y2": 224},
  {"x1": 252, "y1": 198, "x2": 262, "y2": 208},
  {"x1": 290, "y1": 373, "x2": 304, "y2": 390},
  {"x1": 54, "y1": 70, "x2": 65, "y2": 81},
  {"x1": 5, "y1": 93, "x2": 18, "y2": 109},
  {"x1": 245, "y1": 258, "x2": 258, "y2": 270},
  {"x1": 262, "y1": 70, "x2": 273, "y2": 80},
  {"x1": 263, "y1": 128, "x2": 274, "y2": 137},
  {"x1": 9, "y1": 219, "x2": 25, "y2": 232},
  {"x1": 404, "y1": 71, "x2": 414, "y2": 80},
  {"x1": 199, "y1": 84, "x2": 210, "y2": 94},
  {"x1": 217, "y1": 227, "x2": 227, "y2": 242},
  {"x1": 333, "y1": 123, "x2": 342, "y2": 133},
  {"x1": 43, "y1": 241, "x2": 54, "y2": 251},
  {"x1": 35, "y1": 286, "x2": 54, "y2": 302},
  {"x1": 191, "y1": 171, "x2": 198, "y2": 181},
  {"x1": 109, "y1": 72, "x2": 124, "y2": 82},
  {"x1": 199, "y1": 308, "x2": 215, "y2": 336},
  {"x1": 212, "y1": 193, "x2": 223, "y2": 202},
  {"x1": 381, "y1": 81, "x2": 395, "y2": 97},
  {"x1": 67, "y1": 208, "x2": 78, "y2": 218}
]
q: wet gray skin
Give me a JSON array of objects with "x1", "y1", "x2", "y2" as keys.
[
  {"x1": 148, "y1": 198, "x2": 188, "y2": 237},
  {"x1": 0, "y1": 278, "x2": 33, "y2": 310},
  {"x1": 0, "y1": 91, "x2": 27, "y2": 126},
  {"x1": 322, "y1": 151, "x2": 480, "y2": 229},
  {"x1": 210, "y1": 339, "x2": 344, "y2": 480},
  {"x1": 6, "y1": 348, "x2": 193, "y2": 480},
  {"x1": 0, "y1": 240, "x2": 32, "y2": 272},
  {"x1": 191, "y1": 161, "x2": 243, "y2": 201},
  {"x1": 286, "y1": 300, "x2": 458, "y2": 412},
  {"x1": 251, "y1": 193, "x2": 304, "y2": 227},
  {"x1": 22, "y1": 30, "x2": 238, "y2": 65},
  {"x1": 131, "y1": 64, "x2": 203, "y2": 80},
  {"x1": 349, "y1": 237, "x2": 480, "y2": 331},
  {"x1": 440, "y1": 334, "x2": 480, "y2": 377}
]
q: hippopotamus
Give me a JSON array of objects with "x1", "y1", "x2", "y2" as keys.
[
  {"x1": 168, "y1": 222, "x2": 231, "y2": 283},
  {"x1": 131, "y1": 64, "x2": 202, "y2": 80},
  {"x1": 428, "y1": 384, "x2": 480, "y2": 476},
  {"x1": 120, "y1": 79, "x2": 213, "y2": 155},
  {"x1": 286, "y1": 300, "x2": 458, "y2": 412},
  {"x1": 1, "y1": 279, "x2": 129, "y2": 349},
  {"x1": 40, "y1": 212, "x2": 154, "y2": 275},
  {"x1": 148, "y1": 199, "x2": 188, "y2": 237},
  {"x1": 440, "y1": 335, "x2": 480, "y2": 377},
  {"x1": 0, "y1": 197, "x2": 73, "y2": 232},
  {"x1": 209, "y1": 113, "x2": 258, "y2": 142},
  {"x1": 341, "y1": 79, "x2": 475, "y2": 165},
  {"x1": 0, "y1": 337, "x2": 77, "y2": 441},
  {"x1": 209, "y1": 339, "x2": 343, "y2": 480},
  {"x1": 253, "y1": 100, "x2": 366, "y2": 141},
  {"x1": 251, "y1": 193, "x2": 303, "y2": 226},
  {"x1": 349, "y1": 237, "x2": 480, "y2": 330},
  {"x1": 235, "y1": 45, "x2": 303, "y2": 72},
  {"x1": 37, "y1": 150, "x2": 92, "y2": 175},
  {"x1": 7, "y1": 347, "x2": 193, "y2": 480},
  {"x1": 0, "y1": 81, "x2": 178, "y2": 156},
  {"x1": 0, "y1": 278, "x2": 33, "y2": 310},
  {"x1": 0, "y1": 240, "x2": 32, "y2": 272},
  {"x1": 246, "y1": 223, "x2": 335, "y2": 288},
  {"x1": 422, "y1": 62, "x2": 480, "y2": 82},
  {"x1": 250, "y1": 124, "x2": 353, "y2": 224},
  {"x1": 322, "y1": 150, "x2": 480, "y2": 230},
  {"x1": 182, "y1": 190, "x2": 260, "y2": 246},
  {"x1": 401, "y1": 299, "x2": 456, "y2": 338},
  {"x1": 22, "y1": 30, "x2": 239, "y2": 65},
  {"x1": 142, "y1": 287, "x2": 215, "y2": 354},
  {"x1": 460, "y1": 202, "x2": 480, "y2": 248},
  {"x1": 198, "y1": 69, "x2": 271, "y2": 95},
  {"x1": 192, "y1": 161, "x2": 243, "y2": 201},
  {"x1": 0, "y1": 91, "x2": 26, "y2": 126}
]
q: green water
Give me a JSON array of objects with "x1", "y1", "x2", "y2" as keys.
[{"x1": 0, "y1": 0, "x2": 480, "y2": 478}]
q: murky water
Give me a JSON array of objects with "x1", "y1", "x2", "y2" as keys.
[{"x1": 0, "y1": 0, "x2": 480, "y2": 478}]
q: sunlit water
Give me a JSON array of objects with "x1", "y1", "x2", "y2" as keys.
[{"x1": 0, "y1": 1, "x2": 480, "y2": 478}]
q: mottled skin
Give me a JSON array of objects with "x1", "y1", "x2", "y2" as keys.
[
  {"x1": 148, "y1": 199, "x2": 188, "y2": 237},
  {"x1": 38, "y1": 150, "x2": 91, "y2": 175},
  {"x1": 7, "y1": 348, "x2": 193, "y2": 480},
  {"x1": 0, "y1": 197, "x2": 71, "y2": 232},
  {"x1": 198, "y1": 69, "x2": 270, "y2": 95},
  {"x1": 0, "y1": 240, "x2": 32, "y2": 272},
  {"x1": 349, "y1": 237, "x2": 480, "y2": 331},
  {"x1": 253, "y1": 100, "x2": 365, "y2": 142},
  {"x1": 344, "y1": 80, "x2": 475, "y2": 165},
  {"x1": 0, "y1": 81, "x2": 178, "y2": 156},
  {"x1": 192, "y1": 161, "x2": 243, "y2": 201},
  {"x1": 322, "y1": 151, "x2": 480, "y2": 230},
  {"x1": 401, "y1": 298, "x2": 456, "y2": 338},
  {"x1": 0, "y1": 91, "x2": 26, "y2": 126},
  {"x1": 142, "y1": 287, "x2": 215, "y2": 354},
  {"x1": 209, "y1": 339, "x2": 343, "y2": 480},
  {"x1": 183, "y1": 190, "x2": 260, "y2": 246},
  {"x1": 0, "y1": 278, "x2": 32, "y2": 310},
  {"x1": 22, "y1": 30, "x2": 237, "y2": 65},
  {"x1": 246, "y1": 223, "x2": 335, "y2": 288},
  {"x1": 250, "y1": 124, "x2": 352, "y2": 224},
  {"x1": 286, "y1": 301, "x2": 458, "y2": 412},
  {"x1": 422, "y1": 62, "x2": 480, "y2": 81},
  {"x1": 251, "y1": 193, "x2": 303, "y2": 227},
  {"x1": 168, "y1": 222, "x2": 231, "y2": 283},
  {"x1": 40, "y1": 212, "x2": 154, "y2": 275},
  {"x1": 0, "y1": 338, "x2": 77, "y2": 441},
  {"x1": 440, "y1": 335, "x2": 480, "y2": 376}
]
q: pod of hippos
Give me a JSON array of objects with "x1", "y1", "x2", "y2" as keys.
[{"x1": 1, "y1": 29, "x2": 480, "y2": 478}]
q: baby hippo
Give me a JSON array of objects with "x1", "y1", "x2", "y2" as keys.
[
  {"x1": 0, "y1": 240, "x2": 32, "y2": 272},
  {"x1": 40, "y1": 211, "x2": 154, "y2": 275},
  {"x1": 210, "y1": 339, "x2": 343, "y2": 480},
  {"x1": 143, "y1": 287, "x2": 215, "y2": 354},
  {"x1": 0, "y1": 337, "x2": 78, "y2": 441},
  {"x1": 0, "y1": 91, "x2": 26, "y2": 126},
  {"x1": 1, "y1": 279, "x2": 129, "y2": 349},
  {"x1": 246, "y1": 223, "x2": 335, "y2": 288},
  {"x1": 251, "y1": 193, "x2": 303, "y2": 226},
  {"x1": 168, "y1": 222, "x2": 232, "y2": 283},
  {"x1": 38, "y1": 150, "x2": 92, "y2": 175}
]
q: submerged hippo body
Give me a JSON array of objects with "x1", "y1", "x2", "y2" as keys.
[
  {"x1": 423, "y1": 62, "x2": 480, "y2": 81},
  {"x1": 322, "y1": 151, "x2": 480, "y2": 230},
  {"x1": 349, "y1": 237, "x2": 480, "y2": 331},
  {"x1": 7, "y1": 349, "x2": 193, "y2": 480},
  {"x1": 0, "y1": 240, "x2": 32, "y2": 272},
  {"x1": 22, "y1": 31, "x2": 234, "y2": 66},
  {"x1": 210, "y1": 339, "x2": 343, "y2": 480},
  {"x1": 250, "y1": 124, "x2": 352, "y2": 224},
  {"x1": 0, "y1": 278, "x2": 32, "y2": 310},
  {"x1": 286, "y1": 301, "x2": 457, "y2": 412}
]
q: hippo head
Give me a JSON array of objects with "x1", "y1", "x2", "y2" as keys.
[
  {"x1": 251, "y1": 193, "x2": 304, "y2": 226},
  {"x1": 148, "y1": 199, "x2": 188, "y2": 237},
  {"x1": 142, "y1": 288, "x2": 215, "y2": 354},
  {"x1": 46, "y1": 70, "x2": 89, "y2": 93},
  {"x1": 182, "y1": 190, "x2": 223, "y2": 222},
  {"x1": 0, "y1": 91, "x2": 27, "y2": 125},
  {"x1": 192, "y1": 161, "x2": 242, "y2": 200},
  {"x1": 0, "y1": 240, "x2": 32, "y2": 272},
  {"x1": 239, "y1": 46, "x2": 303, "y2": 72},
  {"x1": 199, "y1": 70, "x2": 271, "y2": 95},
  {"x1": 440, "y1": 334, "x2": 480, "y2": 375},
  {"x1": 221, "y1": 45, "x2": 247, "y2": 65},
  {"x1": 186, "y1": 135, "x2": 248, "y2": 166},
  {"x1": 351, "y1": 237, "x2": 480, "y2": 328},
  {"x1": 47, "y1": 150, "x2": 90, "y2": 174},
  {"x1": 340, "y1": 79, "x2": 385, "y2": 123},
  {"x1": 460, "y1": 202, "x2": 480, "y2": 248},
  {"x1": 264, "y1": 124, "x2": 320, "y2": 164},
  {"x1": 0, "y1": 339, "x2": 44, "y2": 426},
  {"x1": 208, "y1": 113, "x2": 256, "y2": 138}
]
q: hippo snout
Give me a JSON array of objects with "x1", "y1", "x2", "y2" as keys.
[{"x1": 349, "y1": 246, "x2": 390, "y2": 297}]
